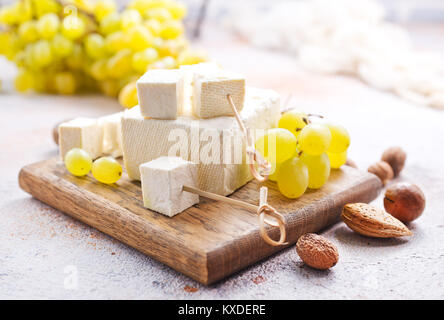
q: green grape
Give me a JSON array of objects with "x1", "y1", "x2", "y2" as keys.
[
  {"x1": 0, "y1": 32, "x2": 10, "y2": 55},
  {"x1": 300, "y1": 152, "x2": 330, "y2": 189},
  {"x1": 129, "y1": 0, "x2": 166, "y2": 13},
  {"x1": 166, "y1": 1, "x2": 187, "y2": 20},
  {"x1": 327, "y1": 150, "x2": 347, "y2": 169},
  {"x1": 160, "y1": 20, "x2": 183, "y2": 40},
  {"x1": 66, "y1": 43, "x2": 84, "y2": 70},
  {"x1": 277, "y1": 157, "x2": 309, "y2": 199},
  {"x1": 326, "y1": 123, "x2": 350, "y2": 153},
  {"x1": 268, "y1": 162, "x2": 280, "y2": 182},
  {"x1": 51, "y1": 34, "x2": 74, "y2": 57},
  {"x1": 121, "y1": 9, "x2": 142, "y2": 30},
  {"x1": 157, "y1": 38, "x2": 183, "y2": 57},
  {"x1": 36, "y1": 13, "x2": 60, "y2": 39},
  {"x1": 105, "y1": 31, "x2": 127, "y2": 54},
  {"x1": 255, "y1": 128, "x2": 297, "y2": 164},
  {"x1": 132, "y1": 48, "x2": 158, "y2": 73},
  {"x1": 15, "y1": 69, "x2": 34, "y2": 92},
  {"x1": 62, "y1": 15, "x2": 86, "y2": 40},
  {"x1": 127, "y1": 25, "x2": 153, "y2": 51},
  {"x1": 161, "y1": 56, "x2": 176, "y2": 69},
  {"x1": 32, "y1": 40, "x2": 53, "y2": 67},
  {"x1": 18, "y1": 21, "x2": 39, "y2": 43},
  {"x1": 0, "y1": 5, "x2": 18, "y2": 25},
  {"x1": 0, "y1": 31, "x2": 21, "y2": 60},
  {"x1": 13, "y1": 51, "x2": 27, "y2": 67},
  {"x1": 90, "y1": 59, "x2": 108, "y2": 80},
  {"x1": 298, "y1": 123, "x2": 332, "y2": 156},
  {"x1": 84, "y1": 33, "x2": 106, "y2": 59},
  {"x1": 118, "y1": 81, "x2": 138, "y2": 108},
  {"x1": 100, "y1": 79, "x2": 120, "y2": 97},
  {"x1": 92, "y1": 157, "x2": 122, "y2": 184},
  {"x1": 99, "y1": 12, "x2": 121, "y2": 35},
  {"x1": 31, "y1": 72, "x2": 48, "y2": 92},
  {"x1": 93, "y1": 0, "x2": 116, "y2": 22},
  {"x1": 33, "y1": 0, "x2": 61, "y2": 18},
  {"x1": 177, "y1": 49, "x2": 207, "y2": 65},
  {"x1": 54, "y1": 72, "x2": 77, "y2": 95},
  {"x1": 144, "y1": 19, "x2": 162, "y2": 36},
  {"x1": 278, "y1": 110, "x2": 309, "y2": 138},
  {"x1": 64, "y1": 148, "x2": 92, "y2": 176},
  {"x1": 145, "y1": 8, "x2": 172, "y2": 23},
  {"x1": 107, "y1": 49, "x2": 133, "y2": 79},
  {"x1": 17, "y1": 0, "x2": 33, "y2": 24}
]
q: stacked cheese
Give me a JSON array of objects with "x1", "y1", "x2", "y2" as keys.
[
  {"x1": 58, "y1": 63, "x2": 281, "y2": 198},
  {"x1": 123, "y1": 63, "x2": 281, "y2": 196},
  {"x1": 58, "y1": 112, "x2": 123, "y2": 160}
]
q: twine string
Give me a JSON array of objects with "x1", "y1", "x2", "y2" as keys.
[
  {"x1": 258, "y1": 187, "x2": 288, "y2": 246},
  {"x1": 183, "y1": 185, "x2": 288, "y2": 246},
  {"x1": 226, "y1": 94, "x2": 271, "y2": 182}
]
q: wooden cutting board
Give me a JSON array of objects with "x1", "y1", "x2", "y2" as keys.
[{"x1": 18, "y1": 157, "x2": 381, "y2": 285}]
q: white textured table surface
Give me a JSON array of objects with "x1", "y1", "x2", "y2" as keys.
[{"x1": 1, "y1": 25, "x2": 444, "y2": 300}]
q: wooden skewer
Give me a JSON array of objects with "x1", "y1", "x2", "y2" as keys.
[
  {"x1": 182, "y1": 185, "x2": 288, "y2": 246},
  {"x1": 183, "y1": 185, "x2": 257, "y2": 212},
  {"x1": 226, "y1": 94, "x2": 271, "y2": 182}
]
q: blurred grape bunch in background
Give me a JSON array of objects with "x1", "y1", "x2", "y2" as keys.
[{"x1": 0, "y1": 0, "x2": 207, "y2": 108}]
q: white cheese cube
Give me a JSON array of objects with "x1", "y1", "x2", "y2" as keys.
[
  {"x1": 136, "y1": 69, "x2": 183, "y2": 119},
  {"x1": 58, "y1": 118, "x2": 103, "y2": 160},
  {"x1": 140, "y1": 157, "x2": 199, "y2": 217},
  {"x1": 121, "y1": 87, "x2": 281, "y2": 195},
  {"x1": 193, "y1": 69, "x2": 245, "y2": 118},
  {"x1": 178, "y1": 62, "x2": 221, "y2": 117},
  {"x1": 98, "y1": 112, "x2": 123, "y2": 157}
]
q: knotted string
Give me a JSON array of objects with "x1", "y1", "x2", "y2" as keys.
[
  {"x1": 227, "y1": 95, "x2": 288, "y2": 246},
  {"x1": 227, "y1": 94, "x2": 271, "y2": 182}
]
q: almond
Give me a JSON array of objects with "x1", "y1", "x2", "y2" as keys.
[
  {"x1": 296, "y1": 233, "x2": 339, "y2": 270},
  {"x1": 341, "y1": 203, "x2": 412, "y2": 238}
]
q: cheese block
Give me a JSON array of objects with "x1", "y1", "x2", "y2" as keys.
[
  {"x1": 136, "y1": 69, "x2": 183, "y2": 119},
  {"x1": 193, "y1": 69, "x2": 245, "y2": 118},
  {"x1": 178, "y1": 62, "x2": 221, "y2": 117},
  {"x1": 139, "y1": 157, "x2": 199, "y2": 217},
  {"x1": 98, "y1": 112, "x2": 123, "y2": 158},
  {"x1": 58, "y1": 118, "x2": 103, "y2": 160},
  {"x1": 121, "y1": 87, "x2": 281, "y2": 195}
]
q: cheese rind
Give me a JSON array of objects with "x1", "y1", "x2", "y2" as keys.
[
  {"x1": 122, "y1": 87, "x2": 281, "y2": 195},
  {"x1": 98, "y1": 112, "x2": 123, "y2": 157},
  {"x1": 193, "y1": 70, "x2": 245, "y2": 118},
  {"x1": 139, "y1": 157, "x2": 199, "y2": 217},
  {"x1": 58, "y1": 118, "x2": 103, "y2": 159},
  {"x1": 136, "y1": 69, "x2": 183, "y2": 119}
]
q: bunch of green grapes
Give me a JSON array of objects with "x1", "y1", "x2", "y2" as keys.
[
  {"x1": 255, "y1": 109, "x2": 351, "y2": 199},
  {"x1": 0, "y1": 0, "x2": 206, "y2": 107}
]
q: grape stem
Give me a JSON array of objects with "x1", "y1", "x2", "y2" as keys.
[
  {"x1": 56, "y1": 0, "x2": 95, "y2": 20},
  {"x1": 307, "y1": 113, "x2": 324, "y2": 119}
]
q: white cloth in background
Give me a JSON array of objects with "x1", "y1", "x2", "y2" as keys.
[{"x1": 230, "y1": 0, "x2": 444, "y2": 109}]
